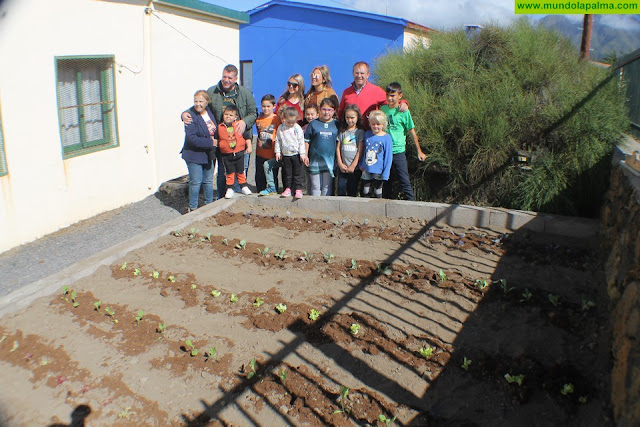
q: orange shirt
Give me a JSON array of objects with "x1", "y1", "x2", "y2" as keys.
[
  {"x1": 217, "y1": 121, "x2": 246, "y2": 154},
  {"x1": 255, "y1": 114, "x2": 281, "y2": 159}
]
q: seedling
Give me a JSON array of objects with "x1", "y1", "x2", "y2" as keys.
[
  {"x1": 93, "y1": 300, "x2": 101, "y2": 312},
  {"x1": 188, "y1": 227, "x2": 199, "y2": 239},
  {"x1": 105, "y1": 307, "x2": 118, "y2": 323},
  {"x1": 405, "y1": 269, "x2": 415, "y2": 278},
  {"x1": 230, "y1": 294, "x2": 238, "y2": 303},
  {"x1": 71, "y1": 290, "x2": 79, "y2": 308},
  {"x1": 499, "y1": 279, "x2": 515, "y2": 295},
  {"x1": 378, "y1": 414, "x2": 397, "y2": 426},
  {"x1": 10, "y1": 341, "x2": 19, "y2": 352},
  {"x1": 548, "y1": 293, "x2": 560, "y2": 307},
  {"x1": 419, "y1": 345, "x2": 435, "y2": 359},
  {"x1": 151, "y1": 271, "x2": 159, "y2": 279},
  {"x1": 504, "y1": 373, "x2": 525, "y2": 386},
  {"x1": 350, "y1": 259, "x2": 358, "y2": 270},
  {"x1": 561, "y1": 383, "x2": 574, "y2": 396},
  {"x1": 438, "y1": 269, "x2": 448, "y2": 282},
  {"x1": 206, "y1": 347, "x2": 217, "y2": 361},
  {"x1": 0, "y1": 335, "x2": 5, "y2": 344},
  {"x1": 578, "y1": 396, "x2": 588, "y2": 404},
  {"x1": 157, "y1": 322, "x2": 167, "y2": 333},
  {"x1": 350, "y1": 323, "x2": 361, "y2": 335},
  {"x1": 172, "y1": 230, "x2": 182, "y2": 237},
  {"x1": 135, "y1": 310, "x2": 145, "y2": 325},
  {"x1": 334, "y1": 385, "x2": 350, "y2": 414},
  {"x1": 461, "y1": 356, "x2": 472, "y2": 371},
  {"x1": 190, "y1": 284, "x2": 197, "y2": 290},
  {"x1": 133, "y1": 268, "x2": 142, "y2": 276},
  {"x1": 253, "y1": 297, "x2": 265, "y2": 308},
  {"x1": 299, "y1": 251, "x2": 311, "y2": 262},
  {"x1": 40, "y1": 357, "x2": 49, "y2": 366},
  {"x1": 118, "y1": 407, "x2": 136, "y2": 420},
  {"x1": 475, "y1": 279, "x2": 490, "y2": 289},
  {"x1": 246, "y1": 357, "x2": 257, "y2": 379},
  {"x1": 275, "y1": 250, "x2": 287, "y2": 260},
  {"x1": 211, "y1": 290, "x2": 221, "y2": 298},
  {"x1": 323, "y1": 252, "x2": 335, "y2": 263},
  {"x1": 201, "y1": 232, "x2": 212, "y2": 242},
  {"x1": 62, "y1": 285, "x2": 69, "y2": 296},
  {"x1": 185, "y1": 339, "x2": 198, "y2": 356},
  {"x1": 279, "y1": 368, "x2": 288, "y2": 385},
  {"x1": 520, "y1": 289, "x2": 533, "y2": 302},
  {"x1": 309, "y1": 309, "x2": 321, "y2": 321},
  {"x1": 581, "y1": 295, "x2": 596, "y2": 311},
  {"x1": 257, "y1": 247, "x2": 269, "y2": 256},
  {"x1": 276, "y1": 303, "x2": 287, "y2": 314},
  {"x1": 221, "y1": 238, "x2": 228, "y2": 246},
  {"x1": 120, "y1": 262, "x2": 127, "y2": 270},
  {"x1": 377, "y1": 263, "x2": 392, "y2": 276},
  {"x1": 168, "y1": 275, "x2": 176, "y2": 283},
  {"x1": 235, "y1": 239, "x2": 247, "y2": 250}
]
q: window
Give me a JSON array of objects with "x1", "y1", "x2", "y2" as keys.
[
  {"x1": 55, "y1": 56, "x2": 119, "y2": 158},
  {"x1": 240, "y1": 60, "x2": 253, "y2": 92},
  {"x1": 0, "y1": 100, "x2": 6, "y2": 176}
]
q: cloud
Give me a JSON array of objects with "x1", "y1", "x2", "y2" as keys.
[{"x1": 599, "y1": 15, "x2": 640, "y2": 31}]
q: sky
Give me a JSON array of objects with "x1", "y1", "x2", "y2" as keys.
[{"x1": 209, "y1": 0, "x2": 640, "y2": 31}]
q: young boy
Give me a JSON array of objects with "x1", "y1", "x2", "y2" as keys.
[
  {"x1": 380, "y1": 82, "x2": 426, "y2": 201},
  {"x1": 255, "y1": 94, "x2": 281, "y2": 196},
  {"x1": 217, "y1": 105, "x2": 252, "y2": 199}
]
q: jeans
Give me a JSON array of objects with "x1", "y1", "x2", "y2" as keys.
[
  {"x1": 216, "y1": 151, "x2": 251, "y2": 199},
  {"x1": 186, "y1": 161, "x2": 214, "y2": 209},
  {"x1": 259, "y1": 156, "x2": 280, "y2": 191},
  {"x1": 310, "y1": 171, "x2": 333, "y2": 196},
  {"x1": 337, "y1": 169, "x2": 362, "y2": 197},
  {"x1": 383, "y1": 152, "x2": 415, "y2": 201}
]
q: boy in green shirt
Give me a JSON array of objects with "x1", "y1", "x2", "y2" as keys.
[{"x1": 380, "y1": 82, "x2": 426, "y2": 200}]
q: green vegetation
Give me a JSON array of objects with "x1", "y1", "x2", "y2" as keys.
[{"x1": 375, "y1": 20, "x2": 627, "y2": 216}]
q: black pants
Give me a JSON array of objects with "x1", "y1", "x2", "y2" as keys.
[
  {"x1": 281, "y1": 154, "x2": 304, "y2": 191},
  {"x1": 362, "y1": 179, "x2": 383, "y2": 198},
  {"x1": 221, "y1": 151, "x2": 247, "y2": 186}
]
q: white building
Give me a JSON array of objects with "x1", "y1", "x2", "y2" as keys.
[{"x1": 0, "y1": 0, "x2": 248, "y2": 253}]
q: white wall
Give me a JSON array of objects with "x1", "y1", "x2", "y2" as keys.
[{"x1": 0, "y1": 0, "x2": 241, "y2": 253}]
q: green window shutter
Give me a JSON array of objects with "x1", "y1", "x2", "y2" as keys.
[{"x1": 0, "y1": 101, "x2": 6, "y2": 176}]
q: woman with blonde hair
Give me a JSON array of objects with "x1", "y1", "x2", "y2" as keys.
[
  {"x1": 304, "y1": 65, "x2": 339, "y2": 112},
  {"x1": 276, "y1": 73, "x2": 305, "y2": 123}
]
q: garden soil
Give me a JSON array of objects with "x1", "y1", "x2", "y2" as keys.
[{"x1": 0, "y1": 200, "x2": 611, "y2": 426}]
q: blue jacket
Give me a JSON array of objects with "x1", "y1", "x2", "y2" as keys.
[{"x1": 181, "y1": 106, "x2": 216, "y2": 165}]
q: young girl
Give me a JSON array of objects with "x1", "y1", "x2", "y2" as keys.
[
  {"x1": 304, "y1": 98, "x2": 339, "y2": 196},
  {"x1": 359, "y1": 110, "x2": 392, "y2": 198},
  {"x1": 336, "y1": 104, "x2": 364, "y2": 197},
  {"x1": 275, "y1": 107, "x2": 307, "y2": 199},
  {"x1": 276, "y1": 74, "x2": 305, "y2": 124}
]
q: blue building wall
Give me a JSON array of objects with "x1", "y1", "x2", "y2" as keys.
[{"x1": 240, "y1": 2, "x2": 406, "y2": 111}]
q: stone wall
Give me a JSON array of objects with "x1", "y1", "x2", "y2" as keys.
[{"x1": 601, "y1": 162, "x2": 640, "y2": 425}]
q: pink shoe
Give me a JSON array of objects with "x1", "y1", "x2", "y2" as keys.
[
  {"x1": 294, "y1": 190, "x2": 303, "y2": 199},
  {"x1": 280, "y1": 188, "x2": 292, "y2": 197}
]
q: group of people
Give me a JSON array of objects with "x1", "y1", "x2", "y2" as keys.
[{"x1": 180, "y1": 62, "x2": 426, "y2": 211}]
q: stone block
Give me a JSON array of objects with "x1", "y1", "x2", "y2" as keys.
[
  {"x1": 435, "y1": 205, "x2": 492, "y2": 228},
  {"x1": 338, "y1": 197, "x2": 386, "y2": 217},
  {"x1": 387, "y1": 201, "x2": 440, "y2": 223},
  {"x1": 490, "y1": 209, "x2": 545, "y2": 232},
  {"x1": 295, "y1": 196, "x2": 341, "y2": 214}
]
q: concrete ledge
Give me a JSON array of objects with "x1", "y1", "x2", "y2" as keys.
[
  {"x1": 387, "y1": 201, "x2": 441, "y2": 223},
  {"x1": 339, "y1": 197, "x2": 386, "y2": 217}
]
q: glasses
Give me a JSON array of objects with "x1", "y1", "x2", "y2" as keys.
[{"x1": 287, "y1": 82, "x2": 299, "y2": 88}]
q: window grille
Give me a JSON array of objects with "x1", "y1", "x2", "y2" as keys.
[
  {"x1": 55, "y1": 56, "x2": 119, "y2": 158},
  {"x1": 0, "y1": 100, "x2": 6, "y2": 176}
]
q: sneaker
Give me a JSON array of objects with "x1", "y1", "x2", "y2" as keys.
[
  {"x1": 241, "y1": 186, "x2": 252, "y2": 195},
  {"x1": 280, "y1": 188, "x2": 292, "y2": 197},
  {"x1": 224, "y1": 188, "x2": 234, "y2": 199},
  {"x1": 294, "y1": 190, "x2": 303, "y2": 199},
  {"x1": 259, "y1": 187, "x2": 276, "y2": 196}
]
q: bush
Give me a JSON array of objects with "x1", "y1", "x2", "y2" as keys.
[{"x1": 374, "y1": 19, "x2": 628, "y2": 216}]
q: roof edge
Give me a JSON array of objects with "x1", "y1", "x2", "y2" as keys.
[{"x1": 154, "y1": 0, "x2": 249, "y2": 24}]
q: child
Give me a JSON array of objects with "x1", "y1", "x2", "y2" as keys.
[
  {"x1": 359, "y1": 110, "x2": 392, "y2": 198},
  {"x1": 336, "y1": 104, "x2": 364, "y2": 197},
  {"x1": 217, "y1": 105, "x2": 252, "y2": 199},
  {"x1": 380, "y1": 82, "x2": 426, "y2": 201},
  {"x1": 304, "y1": 98, "x2": 339, "y2": 196},
  {"x1": 255, "y1": 94, "x2": 281, "y2": 196},
  {"x1": 275, "y1": 107, "x2": 307, "y2": 199},
  {"x1": 302, "y1": 105, "x2": 319, "y2": 194}
]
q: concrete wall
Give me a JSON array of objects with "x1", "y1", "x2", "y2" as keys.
[
  {"x1": 0, "y1": 0, "x2": 242, "y2": 253},
  {"x1": 601, "y1": 147, "x2": 640, "y2": 425}
]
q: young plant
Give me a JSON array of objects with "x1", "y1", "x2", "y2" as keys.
[
  {"x1": 93, "y1": 300, "x2": 102, "y2": 312},
  {"x1": 581, "y1": 295, "x2": 596, "y2": 311},
  {"x1": 504, "y1": 373, "x2": 525, "y2": 386},
  {"x1": 172, "y1": 230, "x2": 182, "y2": 237},
  {"x1": 377, "y1": 263, "x2": 391, "y2": 276},
  {"x1": 235, "y1": 239, "x2": 247, "y2": 250},
  {"x1": 499, "y1": 279, "x2": 515, "y2": 295},
  {"x1": 323, "y1": 252, "x2": 335, "y2": 263},
  {"x1": 419, "y1": 345, "x2": 435, "y2": 359},
  {"x1": 309, "y1": 309, "x2": 321, "y2": 321},
  {"x1": 475, "y1": 279, "x2": 490, "y2": 289},
  {"x1": 334, "y1": 385, "x2": 351, "y2": 414},
  {"x1": 62, "y1": 285, "x2": 70, "y2": 296},
  {"x1": 211, "y1": 289, "x2": 221, "y2": 298},
  {"x1": 188, "y1": 227, "x2": 199, "y2": 239},
  {"x1": 378, "y1": 414, "x2": 397, "y2": 426},
  {"x1": 561, "y1": 383, "x2": 574, "y2": 396},
  {"x1": 10, "y1": 341, "x2": 19, "y2": 352},
  {"x1": 275, "y1": 303, "x2": 287, "y2": 314},
  {"x1": 151, "y1": 271, "x2": 159, "y2": 279},
  {"x1": 206, "y1": 347, "x2": 217, "y2": 361},
  {"x1": 230, "y1": 294, "x2": 239, "y2": 303},
  {"x1": 548, "y1": 293, "x2": 560, "y2": 307},
  {"x1": 461, "y1": 356, "x2": 472, "y2": 371},
  {"x1": 520, "y1": 288, "x2": 533, "y2": 302},
  {"x1": 105, "y1": 307, "x2": 118, "y2": 323},
  {"x1": 120, "y1": 261, "x2": 127, "y2": 270},
  {"x1": 185, "y1": 339, "x2": 198, "y2": 356},
  {"x1": 257, "y1": 247, "x2": 269, "y2": 256},
  {"x1": 168, "y1": 275, "x2": 176, "y2": 283},
  {"x1": 350, "y1": 323, "x2": 361, "y2": 335},
  {"x1": 221, "y1": 238, "x2": 228, "y2": 246},
  {"x1": 350, "y1": 259, "x2": 358, "y2": 270},
  {"x1": 405, "y1": 269, "x2": 415, "y2": 278},
  {"x1": 279, "y1": 368, "x2": 288, "y2": 385},
  {"x1": 578, "y1": 396, "x2": 588, "y2": 404},
  {"x1": 299, "y1": 251, "x2": 311, "y2": 262},
  {"x1": 246, "y1": 357, "x2": 257, "y2": 379},
  {"x1": 201, "y1": 232, "x2": 212, "y2": 242},
  {"x1": 190, "y1": 284, "x2": 197, "y2": 290},
  {"x1": 253, "y1": 297, "x2": 265, "y2": 308},
  {"x1": 157, "y1": 322, "x2": 167, "y2": 333},
  {"x1": 438, "y1": 269, "x2": 447, "y2": 282},
  {"x1": 275, "y1": 250, "x2": 287, "y2": 260},
  {"x1": 133, "y1": 268, "x2": 142, "y2": 276},
  {"x1": 135, "y1": 310, "x2": 145, "y2": 325}
]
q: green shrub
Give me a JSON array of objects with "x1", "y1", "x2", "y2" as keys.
[{"x1": 374, "y1": 19, "x2": 628, "y2": 216}]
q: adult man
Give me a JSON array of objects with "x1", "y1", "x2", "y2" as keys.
[
  {"x1": 183, "y1": 64, "x2": 257, "y2": 199},
  {"x1": 337, "y1": 62, "x2": 406, "y2": 129}
]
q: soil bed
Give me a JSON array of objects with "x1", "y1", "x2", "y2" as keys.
[{"x1": 0, "y1": 200, "x2": 611, "y2": 425}]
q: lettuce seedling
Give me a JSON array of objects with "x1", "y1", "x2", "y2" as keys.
[
  {"x1": 275, "y1": 303, "x2": 287, "y2": 313},
  {"x1": 221, "y1": 238, "x2": 228, "y2": 246},
  {"x1": 475, "y1": 279, "x2": 490, "y2": 289},
  {"x1": 279, "y1": 368, "x2": 288, "y2": 385},
  {"x1": 157, "y1": 322, "x2": 166, "y2": 333},
  {"x1": 561, "y1": 383, "x2": 574, "y2": 396},
  {"x1": 581, "y1": 295, "x2": 596, "y2": 311},
  {"x1": 133, "y1": 268, "x2": 142, "y2": 276},
  {"x1": 167, "y1": 275, "x2": 176, "y2": 283},
  {"x1": 70, "y1": 290, "x2": 79, "y2": 308},
  {"x1": 438, "y1": 270, "x2": 447, "y2": 282},
  {"x1": 461, "y1": 356, "x2": 472, "y2": 371},
  {"x1": 548, "y1": 293, "x2": 560, "y2": 307},
  {"x1": 235, "y1": 239, "x2": 247, "y2": 250},
  {"x1": 10, "y1": 341, "x2": 19, "y2": 352},
  {"x1": 323, "y1": 252, "x2": 335, "y2": 263},
  {"x1": 206, "y1": 347, "x2": 217, "y2": 361},
  {"x1": 230, "y1": 294, "x2": 239, "y2": 303},
  {"x1": 211, "y1": 290, "x2": 221, "y2": 298},
  {"x1": 377, "y1": 263, "x2": 391, "y2": 276},
  {"x1": 62, "y1": 285, "x2": 69, "y2": 296},
  {"x1": 253, "y1": 297, "x2": 265, "y2": 308},
  {"x1": 105, "y1": 307, "x2": 118, "y2": 323},
  {"x1": 135, "y1": 310, "x2": 145, "y2": 325},
  {"x1": 334, "y1": 385, "x2": 351, "y2": 414},
  {"x1": 499, "y1": 279, "x2": 515, "y2": 295},
  {"x1": 299, "y1": 251, "x2": 312, "y2": 262},
  {"x1": 201, "y1": 232, "x2": 212, "y2": 242},
  {"x1": 275, "y1": 250, "x2": 287, "y2": 260},
  {"x1": 190, "y1": 284, "x2": 197, "y2": 290},
  {"x1": 350, "y1": 323, "x2": 361, "y2": 335},
  {"x1": 504, "y1": 373, "x2": 524, "y2": 386},
  {"x1": 378, "y1": 414, "x2": 396, "y2": 426},
  {"x1": 350, "y1": 259, "x2": 358, "y2": 270},
  {"x1": 405, "y1": 269, "x2": 415, "y2": 278},
  {"x1": 120, "y1": 262, "x2": 127, "y2": 270},
  {"x1": 578, "y1": 396, "x2": 588, "y2": 404},
  {"x1": 151, "y1": 271, "x2": 159, "y2": 279},
  {"x1": 185, "y1": 339, "x2": 198, "y2": 356},
  {"x1": 419, "y1": 345, "x2": 435, "y2": 359},
  {"x1": 309, "y1": 309, "x2": 321, "y2": 321},
  {"x1": 257, "y1": 247, "x2": 269, "y2": 256},
  {"x1": 188, "y1": 227, "x2": 199, "y2": 239},
  {"x1": 172, "y1": 230, "x2": 182, "y2": 237},
  {"x1": 520, "y1": 289, "x2": 533, "y2": 302},
  {"x1": 93, "y1": 300, "x2": 101, "y2": 312},
  {"x1": 247, "y1": 357, "x2": 257, "y2": 379}
]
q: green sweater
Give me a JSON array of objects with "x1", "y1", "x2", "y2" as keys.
[{"x1": 206, "y1": 82, "x2": 257, "y2": 137}]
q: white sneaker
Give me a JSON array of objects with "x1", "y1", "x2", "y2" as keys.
[
  {"x1": 224, "y1": 188, "x2": 234, "y2": 199},
  {"x1": 241, "y1": 186, "x2": 252, "y2": 195}
]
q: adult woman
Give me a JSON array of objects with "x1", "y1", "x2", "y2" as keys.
[
  {"x1": 181, "y1": 90, "x2": 217, "y2": 211},
  {"x1": 304, "y1": 65, "x2": 339, "y2": 112},
  {"x1": 276, "y1": 74, "x2": 305, "y2": 123}
]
